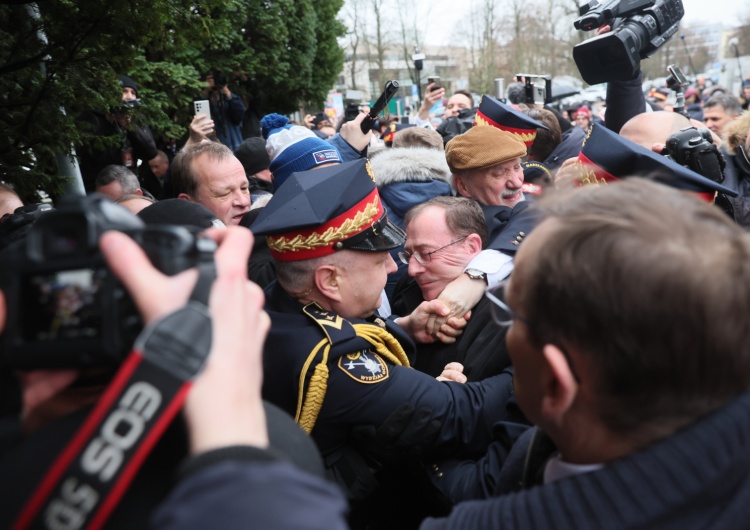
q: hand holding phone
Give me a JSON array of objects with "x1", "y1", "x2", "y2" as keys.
[{"x1": 427, "y1": 76, "x2": 442, "y2": 92}]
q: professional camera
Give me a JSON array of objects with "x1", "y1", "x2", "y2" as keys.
[
  {"x1": 662, "y1": 126, "x2": 726, "y2": 184},
  {"x1": 573, "y1": 0, "x2": 684, "y2": 85},
  {"x1": 0, "y1": 203, "x2": 53, "y2": 234},
  {"x1": 0, "y1": 203, "x2": 54, "y2": 254},
  {"x1": 0, "y1": 195, "x2": 216, "y2": 370},
  {"x1": 212, "y1": 72, "x2": 228, "y2": 90},
  {"x1": 516, "y1": 74, "x2": 552, "y2": 105}
]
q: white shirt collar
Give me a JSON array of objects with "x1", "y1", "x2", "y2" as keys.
[{"x1": 543, "y1": 452, "x2": 604, "y2": 484}]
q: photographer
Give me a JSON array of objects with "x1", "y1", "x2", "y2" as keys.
[
  {"x1": 77, "y1": 75, "x2": 159, "y2": 193},
  {"x1": 201, "y1": 73, "x2": 246, "y2": 152},
  {"x1": 0, "y1": 205, "x2": 342, "y2": 529}
]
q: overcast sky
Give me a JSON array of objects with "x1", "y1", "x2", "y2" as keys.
[{"x1": 421, "y1": 0, "x2": 746, "y2": 46}]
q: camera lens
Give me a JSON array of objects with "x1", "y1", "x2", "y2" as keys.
[{"x1": 42, "y1": 217, "x2": 89, "y2": 259}]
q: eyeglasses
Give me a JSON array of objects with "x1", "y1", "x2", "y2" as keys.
[
  {"x1": 485, "y1": 280, "x2": 581, "y2": 383},
  {"x1": 485, "y1": 280, "x2": 527, "y2": 327},
  {"x1": 398, "y1": 236, "x2": 467, "y2": 265}
]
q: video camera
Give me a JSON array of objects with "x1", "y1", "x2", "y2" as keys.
[
  {"x1": 516, "y1": 74, "x2": 552, "y2": 105},
  {"x1": 0, "y1": 195, "x2": 216, "y2": 370},
  {"x1": 573, "y1": 0, "x2": 684, "y2": 85},
  {"x1": 662, "y1": 126, "x2": 726, "y2": 184}
]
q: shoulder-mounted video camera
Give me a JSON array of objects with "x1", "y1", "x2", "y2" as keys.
[
  {"x1": 662, "y1": 126, "x2": 726, "y2": 184},
  {"x1": 0, "y1": 195, "x2": 216, "y2": 370},
  {"x1": 573, "y1": 0, "x2": 684, "y2": 85}
]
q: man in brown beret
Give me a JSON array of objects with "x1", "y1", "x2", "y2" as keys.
[{"x1": 445, "y1": 125, "x2": 528, "y2": 208}]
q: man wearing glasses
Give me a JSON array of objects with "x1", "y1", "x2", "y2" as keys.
[
  {"x1": 421, "y1": 179, "x2": 750, "y2": 529},
  {"x1": 392, "y1": 197, "x2": 513, "y2": 382}
]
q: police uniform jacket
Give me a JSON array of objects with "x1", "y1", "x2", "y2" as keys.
[{"x1": 262, "y1": 281, "x2": 515, "y2": 466}]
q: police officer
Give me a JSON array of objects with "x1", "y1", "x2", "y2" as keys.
[{"x1": 251, "y1": 160, "x2": 516, "y2": 509}]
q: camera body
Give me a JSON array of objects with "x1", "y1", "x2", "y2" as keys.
[
  {"x1": 212, "y1": 72, "x2": 228, "y2": 90},
  {"x1": 573, "y1": 0, "x2": 684, "y2": 85},
  {"x1": 0, "y1": 195, "x2": 216, "y2": 370},
  {"x1": 663, "y1": 127, "x2": 726, "y2": 184},
  {"x1": 0, "y1": 203, "x2": 53, "y2": 234}
]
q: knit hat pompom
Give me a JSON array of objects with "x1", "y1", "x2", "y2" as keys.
[
  {"x1": 261, "y1": 113, "x2": 291, "y2": 139},
  {"x1": 259, "y1": 112, "x2": 343, "y2": 192}
]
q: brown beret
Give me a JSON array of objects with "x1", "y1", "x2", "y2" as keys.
[{"x1": 445, "y1": 125, "x2": 527, "y2": 173}]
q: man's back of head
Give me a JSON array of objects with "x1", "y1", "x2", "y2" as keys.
[
  {"x1": 619, "y1": 111, "x2": 692, "y2": 150},
  {"x1": 95, "y1": 164, "x2": 141, "y2": 201},
  {"x1": 510, "y1": 179, "x2": 750, "y2": 453}
]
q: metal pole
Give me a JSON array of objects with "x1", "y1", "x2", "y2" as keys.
[
  {"x1": 731, "y1": 39, "x2": 745, "y2": 82},
  {"x1": 679, "y1": 35, "x2": 697, "y2": 77},
  {"x1": 26, "y1": 2, "x2": 86, "y2": 197}
]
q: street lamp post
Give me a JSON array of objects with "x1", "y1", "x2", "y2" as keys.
[{"x1": 412, "y1": 48, "x2": 425, "y2": 101}]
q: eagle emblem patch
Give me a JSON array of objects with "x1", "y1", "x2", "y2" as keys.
[{"x1": 338, "y1": 350, "x2": 389, "y2": 384}]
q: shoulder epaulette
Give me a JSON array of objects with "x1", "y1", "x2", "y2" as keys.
[{"x1": 303, "y1": 302, "x2": 358, "y2": 347}]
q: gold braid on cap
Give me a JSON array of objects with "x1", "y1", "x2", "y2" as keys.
[
  {"x1": 294, "y1": 324, "x2": 410, "y2": 434},
  {"x1": 267, "y1": 196, "x2": 380, "y2": 254},
  {"x1": 577, "y1": 125, "x2": 609, "y2": 186}
]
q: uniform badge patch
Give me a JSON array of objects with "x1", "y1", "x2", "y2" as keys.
[{"x1": 338, "y1": 350, "x2": 389, "y2": 384}]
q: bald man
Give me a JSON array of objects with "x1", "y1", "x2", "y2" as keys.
[{"x1": 619, "y1": 111, "x2": 722, "y2": 152}]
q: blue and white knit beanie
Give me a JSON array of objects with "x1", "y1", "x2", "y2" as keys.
[{"x1": 261, "y1": 113, "x2": 342, "y2": 192}]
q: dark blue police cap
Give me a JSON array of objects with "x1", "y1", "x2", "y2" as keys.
[
  {"x1": 474, "y1": 95, "x2": 548, "y2": 146},
  {"x1": 252, "y1": 159, "x2": 405, "y2": 261},
  {"x1": 577, "y1": 123, "x2": 737, "y2": 201}
]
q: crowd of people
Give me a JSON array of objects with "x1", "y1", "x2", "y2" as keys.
[{"x1": 2, "y1": 49, "x2": 750, "y2": 530}]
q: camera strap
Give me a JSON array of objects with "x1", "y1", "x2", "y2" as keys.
[{"x1": 13, "y1": 266, "x2": 215, "y2": 530}]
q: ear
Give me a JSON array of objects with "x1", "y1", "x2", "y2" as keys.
[
  {"x1": 178, "y1": 193, "x2": 194, "y2": 202},
  {"x1": 540, "y1": 344, "x2": 578, "y2": 422},
  {"x1": 134, "y1": 188, "x2": 144, "y2": 196},
  {"x1": 313, "y1": 264, "x2": 341, "y2": 302},
  {"x1": 465, "y1": 233, "x2": 483, "y2": 254},
  {"x1": 453, "y1": 174, "x2": 470, "y2": 198}
]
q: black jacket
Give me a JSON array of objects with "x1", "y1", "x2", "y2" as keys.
[{"x1": 392, "y1": 277, "x2": 511, "y2": 382}]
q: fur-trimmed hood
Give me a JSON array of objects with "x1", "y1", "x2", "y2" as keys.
[{"x1": 369, "y1": 147, "x2": 451, "y2": 188}]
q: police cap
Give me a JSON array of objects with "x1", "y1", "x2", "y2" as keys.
[{"x1": 252, "y1": 159, "x2": 405, "y2": 261}]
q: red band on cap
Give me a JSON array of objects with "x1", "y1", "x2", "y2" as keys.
[
  {"x1": 267, "y1": 188, "x2": 384, "y2": 261},
  {"x1": 576, "y1": 152, "x2": 620, "y2": 184}
]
